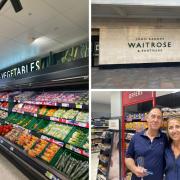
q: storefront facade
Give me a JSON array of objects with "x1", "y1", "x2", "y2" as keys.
[{"x1": 92, "y1": 1, "x2": 180, "y2": 65}]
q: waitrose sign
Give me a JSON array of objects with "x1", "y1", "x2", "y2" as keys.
[
  {"x1": 0, "y1": 60, "x2": 40, "y2": 80},
  {"x1": 100, "y1": 27, "x2": 180, "y2": 64}
]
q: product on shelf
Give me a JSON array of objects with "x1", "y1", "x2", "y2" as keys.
[
  {"x1": 16, "y1": 131, "x2": 31, "y2": 146},
  {"x1": 53, "y1": 108, "x2": 67, "y2": 118},
  {"x1": 76, "y1": 112, "x2": 88, "y2": 123},
  {"x1": 163, "y1": 121, "x2": 168, "y2": 129},
  {"x1": 14, "y1": 91, "x2": 35, "y2": 101},
  {"x1": 31, "y1": 91, "x2": 88, "y2": 105},
  {"x1": 0, "y1": 102, "x2": 8, "y2": 109},
  {"x1": 12, "y1": 103, "x2": 24, "y2": 113},
  {"x1": 98, "y1": 164, "x2": 108, "y2": 175},
  {"x1": 125, "y1": 122, "x2": 148, "y2": 132},
  {"x1": 59, "y1": 93, "x2": 86, "y2": 104},
  {"x1": 27, "y1": 139, "x2": 49, "y2": 158},
  {"x1": 83, "y1": 137, "x2": 89, "y2": 150},
  {"x1": 0, "y1": 92, "x2": 9, "y2": 100},
  {"x1": 55, "y1": 151, "x2": 88, "y2": 180},
  {"x1": 23, "y1": 135, "x2": 39, "y2": 151},
  {"x1": 22, "y1": 104, "x2": 39, "y2": 114},
  {"x1": 125, "y1": 112, "x2": 148, "y2": 121},
  {"x1": 75, "y1": 92, "x2": 88, "y2": 105},
  {"x1": 41, "y1": 143, "x2": 60, "y2": 162},
  {"x1": 32, "y1": 92, "x2": 63, "y2": 102},
  {"x1": 38, "y1": 106, "x2": 48, "y2": 115},
  {"x1": 4, "y1": 127, "x2": 24, "y2": 142},
  {"x1": 162, "y1": 107, "x2": 180, "y2": 117},
  {"x1": 16, "y1": 115, "x2": 33, "y2": 128},
  {"x1": 62, "y1": 109, "x2": 79, "y2": 119},
  {"x1": 46, "y1": 108, "x2": 57, "y2": 117},
  {"x1": 68, "y1": 129, "x2": 88, "y2": 148},
  {"x1": 100, "y1": 144, "x2": 111, "y2": 151},
  {"x1": 0, "y1": 124, "x2": 13, "y2": 135},
  {"x1": 99, "y1": 154, "x2": 109, "y2": 162},
  {"x1": 97, "y1": 174, "x2": 106, "y2": 180},
  {"x1": 42, "y1": 122, "x2": 73, "y2": 140},
  {"x1": 0, "y1": 110, "x2": 8, "y2": 119}
]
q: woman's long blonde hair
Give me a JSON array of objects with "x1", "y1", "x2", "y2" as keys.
[{"x1": 167, "y1": 116, "x2": 180, "y2": 142}]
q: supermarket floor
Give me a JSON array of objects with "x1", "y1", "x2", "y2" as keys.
[
  {"x1": 92, "y1": 66, "x2": 180, "y2": 89},
  {"x1": 0, "y1": 153, "x2": 28, "y2": 180},
  {"x1": 91, "y1": 152, "x2": 99, "y2": 180}
]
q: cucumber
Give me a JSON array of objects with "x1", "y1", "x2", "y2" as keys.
[
  {"x1": 55, "y1": 153, "x2": 64, "y2": 168},
  {"x1": 70, "y1": 161, "x2": 84, "y2": 178},
  {"x1": 66, "y1": 159, "x2": 78, "y2": 176},
  {"x1": 57, "y1": 153, "x2": 66, "y2": 170},
  {"x1": 61, "y1": 154, "x2": 71, "y2": 171},
  {"x1": 63, "y1": 157, "x2": 73, "y2": 173},
  {"x1": 72, "y1": 165, "x2": 88, "y2": 180},
  {"x1": 80, "y1": 172, "x2": 89, "y2": 180}
]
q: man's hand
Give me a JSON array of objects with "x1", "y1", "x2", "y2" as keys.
[{"x1": 133, "y1": 166, "x2": 148, "y2": 177}]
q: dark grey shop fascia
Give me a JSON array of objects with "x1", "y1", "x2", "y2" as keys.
[{"x1": 0, "y1": 42, "x2": 88, "y2": 90}]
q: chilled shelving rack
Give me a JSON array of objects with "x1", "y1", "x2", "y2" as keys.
[
  {"x1": 96, "y1": 118, "x2": 121, "y2": 180},
  {"x1": 91, "y1": 118, "x2": 109, "y2": 153},
  {"x1": 0, "y1": 42, "x2": 89, "y2": 180}
]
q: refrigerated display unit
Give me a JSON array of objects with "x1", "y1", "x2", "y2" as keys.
[{"x1": 0, "y1": 42, "x2": 89, "y2": 180}]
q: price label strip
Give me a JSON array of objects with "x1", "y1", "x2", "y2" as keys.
[{"x1": 45, "y1": 171, "x2": 59, "y2": 180}]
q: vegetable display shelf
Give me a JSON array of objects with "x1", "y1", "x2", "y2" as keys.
[
  {"x1": 0, "y1": 99, "x2": 8, "y2": 102},
  {"x1": 12, "y1": 110, "x2": 89, "y2": 129},
  {"x1": 13, "y1": 100, "x2": 88, "y2": 111},
  {"x1": 0, "y1": 136, "x2": 68, "y2": 180},
  {"x1": 6, "y1": 121, "x2": 89, "y2": 158},
  {"x1": 0, "y1": 107, "x2": 8, "y2": 111},
  {"x1": 65, "y1": 144, "x2": 89, "y2": 157}
]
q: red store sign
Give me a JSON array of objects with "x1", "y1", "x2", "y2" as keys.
[{"x1": 122, "y1": 91, "x2": 155, "y2": 106}]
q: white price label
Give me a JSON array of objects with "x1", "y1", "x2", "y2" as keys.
[
  {"x1": 45, "y1": 171, "x2": 53, "y2": 179},
  {"x1": 0, "y1": 140, "x2": 3, "y2": 144},
  {"x1": 34, "y1": 114, "x2": 37, "y2": 117},
  {"x1": 50, "y1": 117, "x2": 58, "y2": 121},
  {"x1": 10, "y1": 147, "x2": 14, "y2": 151},
  {"x1": 62, "y1": 103, "x2": 69, "y2": 107},
  {"x1": 76, "y1": 104, "x2": 82, "y2": 109}
]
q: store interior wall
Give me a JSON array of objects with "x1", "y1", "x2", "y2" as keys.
[
  {"x1": 111, "y1": 92, "x2": 122, "y2": 117},
  {"x1": 92, "y1": 102, "x2": 111, "y2": 118}
]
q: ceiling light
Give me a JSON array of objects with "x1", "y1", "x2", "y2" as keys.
[
  {"x1": 0, "y1": 0, "x2": 23, "y2": 12},
  {"x1": 0, "y1": 0, "x2": 7, "y2": 10},
  {"x1": 10, "y1": 0, "x2": 22, "y2": 13},
  {"x1": 31, "y1": 36, "x2": 52, "y2": 46}
]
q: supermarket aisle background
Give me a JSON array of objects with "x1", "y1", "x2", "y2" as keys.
[
  {"x1": 92, "y1": 67, "x2": 180, "y2": 89},
  {"x1": 0, "y1": 153, "x2": 28, "y2": 180},
  {"x1": 91, "y1": 152, "x2": 99, "y2": 180}
]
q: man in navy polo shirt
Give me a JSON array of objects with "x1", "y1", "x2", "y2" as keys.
[{"x1": 125, "y1": 107, "x2": 168, "y2": 180}]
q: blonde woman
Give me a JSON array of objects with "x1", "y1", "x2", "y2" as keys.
[{"x1": 165, "y1": 117, "x2": 180, "y2": 180}]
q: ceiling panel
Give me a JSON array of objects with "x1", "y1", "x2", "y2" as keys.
[
  {"x1": 0, "y1": 16, "x2": 28, "y2": 37},
  {"x1": 0, "y1": 0, "x2": 88, "y2": 70},
  {"x1": 3, "y1": 0, "x2": 58, "y2": 28}
]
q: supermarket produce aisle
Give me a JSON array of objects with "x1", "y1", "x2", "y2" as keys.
[{"x1": 0, "y1": 153, "x2": 28, "y2": 180}]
